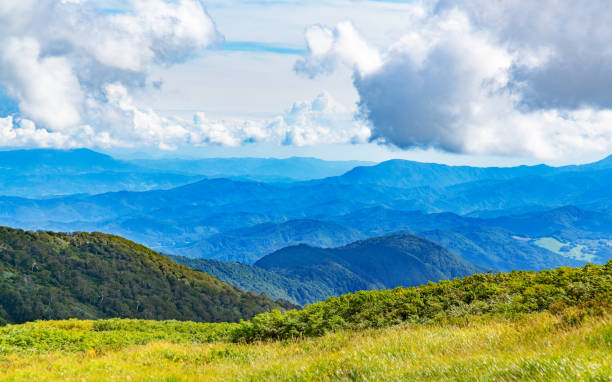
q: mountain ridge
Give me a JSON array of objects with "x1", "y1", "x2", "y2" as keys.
[{"x1": 251, "y1": 233, "x2": 484, "y2": 303}]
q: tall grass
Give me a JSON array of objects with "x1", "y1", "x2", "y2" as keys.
[{"x1": 0, "y1": 313, "x2": 609, "y2": 381}]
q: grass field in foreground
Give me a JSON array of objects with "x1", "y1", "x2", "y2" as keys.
[{"x1": 0, "y1": 312, "x2": 610, "y2": 381}]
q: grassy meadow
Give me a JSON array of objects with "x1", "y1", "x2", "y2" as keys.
[
  {"x1": 1, "y1": 262, "x2": 610, "y2": 381},
  {"x1": 0, "y1": 313, "x2": 610, "y2": 381}
]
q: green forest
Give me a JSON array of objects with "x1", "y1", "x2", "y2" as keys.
[{"x1": 0, "y1": 227, "x2": 294, "y2": 325}]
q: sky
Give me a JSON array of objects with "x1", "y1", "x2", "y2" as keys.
[{"x1": 0, "y1": 0, "x2": 612, "y2": 166}]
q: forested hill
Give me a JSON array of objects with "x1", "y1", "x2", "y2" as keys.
[
  {"x1": 252, "y1": 234, "x2": 485, "y2": 303},
  {"x1": 172, "y1": 234, "x2": 484, "y2": 305},
  {"x1": 0, "y1": 227, "x2": 294, "y2": 325}
]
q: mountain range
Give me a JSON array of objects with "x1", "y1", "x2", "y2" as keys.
[
  {"x1": 0, "y1": 149, "x2": 370, "y2": 197},
  {"x1": 1, "y1": 148, "x2": 611, "y2": 321},
  {"x1": 0, "y1": 148, "x2": 611, "y2": 275}
]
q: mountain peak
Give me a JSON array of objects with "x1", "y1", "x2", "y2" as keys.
[{"x1": 255, "y1": 233, "x2": 483, "y2": 293}]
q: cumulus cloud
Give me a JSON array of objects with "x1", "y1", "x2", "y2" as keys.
[
  {"x1": 0, "y1": 0, "x2": 220, "y2": 148},
  {"x1": 435, "y1": 0, "x2": 612, "y2": 110},
  {"x1": 0, "y1": 116, "x2": 76, "y2": 148},
  {"x1": 83, "y1": 0, "x2": 219, "y2": 72},
  {"x1": 0, "y1": 87, "x2": 367, "y2": 150},
  {"x1": 0, "y1": 37, "x2": 83, "y2": 130},
  {"x1": 297, "y1": 1, "x2": 612, "y2": 158},
  {"x1": 274, "y1": 91, "x2": 370, "y2": 146},
  {"x1": 191, "y1": 91, "x2": 370, "y2": 148},
  {"x1": 295, "y1": 21, "x2": 382, "y2": 78}
]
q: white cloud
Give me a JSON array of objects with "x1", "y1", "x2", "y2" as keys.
[
  {"x1": 295, "y1": 21, "x2": 382, "y2": 78},
  {"x1": 85, "y1": 0, "x2": 219, "y2": 72},
  {"x1": 0, "y1": 116, "x2": 75, "y2": 148},
  {"x1": 189, "y1": 91, "x2": 370, "y2": 149},
  {"x1": 0, "y1": 0, "x2": 219, "y2": 146},
  {"x1": 0, "y1": 0, "x2": 368, "y2": 150},
  {"x1": 355, "y1": 10, "x2": 515, "y2": 153},
  {"x1": 435, "y1": 0, "x2": 612, "y2": 110},
  {"x1": 0, "y1": 37, "x2": 83, "y2": 130},
  {"x1": 296, "y1": 2, "x2": 612, "y2": 158},
  {"x1": 272, "y1": 91, "x2": 370, "y2": 146},
  {"x1": 0, "y1": 84, "x2": 368, "y2": 150}
]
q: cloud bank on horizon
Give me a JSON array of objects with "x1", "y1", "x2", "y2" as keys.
[{"x1": 0, "y1": 0, "x2": 611, "y2": 159}]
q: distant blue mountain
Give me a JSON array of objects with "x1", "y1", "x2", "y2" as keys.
[
  {"x1": 0, "y1": 148, "x2": 201, "y2": 197},
  {"x1": 327, "y1": 159, "x2": 556, "y2": 189},
  {"x1": 1, "y1": 150, "x2": 611, "y2": 269},
  {"x1": 325, "y1": 205, "x2": 612, "y2": 267},
  {"x1": 0, "y1": 148, "x2": 371, "y2": 197},
  {"x1": 327, "y1": 155, "x2": 612, "y2": 190},
  {"x1": 559, "y1": 154, "x2": 612, "y2": 171},
  {"x1": 129, "y1": 156, "x2": 374, "y2": 182},
  {"x1": 173, "y1": 219, "x2": 365, "y2": 263},
  {"x1": 3, "y1": 159, "x2": 612, "y2": 232},
  {"x1": 0, "y1": 148, "x2": 126, "y2": 173},
  {"x1": 420, "y1": 226, "x2": 584, "y2": 272}
]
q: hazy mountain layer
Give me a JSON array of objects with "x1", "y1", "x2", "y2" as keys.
[
  {"x1": 0, "y1": 149, "x2": 370, "y2": 197},
  {"x1": 130, "y1": 156, "x2": 373, "y2": 181},
  {"x1": 1, "y1": 150, "x2": 612, "y2": 265},
  {"x1": 173, "y1": 219, "x2": 365, "y2": 263}
]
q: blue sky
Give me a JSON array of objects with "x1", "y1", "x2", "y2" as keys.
[
  {"x1": 0, "y1": 0, "x2": 611, "y2": 166},
  {"x1": 216, "y1": 41, "x2": 305, "y2": 55},
  {"x1": 0, "y1": 86, "x2": 18, "y2": 117}
]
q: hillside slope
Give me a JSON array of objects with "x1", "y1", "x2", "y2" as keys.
[
  {"x1": 0, "y1": 227, "x2": 293, "y2": 325},
  {"x1": 167, "y1": 256, "x2": 325, "y2": 305},
  {"x1": 254, "y1": 234, "x2": 484, "y2": 302}
]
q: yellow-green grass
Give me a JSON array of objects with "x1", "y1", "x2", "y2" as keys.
[{"x1": 0, "y1": 313, "x2": 610, "y2": 381}]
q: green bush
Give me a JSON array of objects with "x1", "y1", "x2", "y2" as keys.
[{"x1": 232, "y1": 261, "x2": 611, "y2": 342}]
